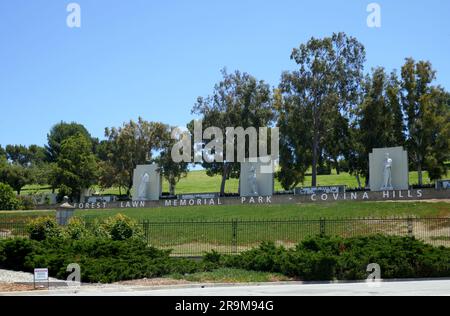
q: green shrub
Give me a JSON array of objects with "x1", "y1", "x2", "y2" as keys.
[
  {"x1": 1, "y1": 233, "x2": 448, "y2": 284},
  {"x1": 65, "y1": 217, "x2": 92, "y2": 240},
  {"x1": 221, "y1": 235, "x2": 450, "y2": 281},
  {"x1": 17, "y1": 196, "x2": 36, "y2": 210},
  {"x1": 0, "y1": 238, "x2": 38, "y2": 271},
  {"x1": 0, "y1": 183, "x2": 21, "y2": 210},
  {"x1": 56, "y1": 185, "x2": 72, "y2": 203},
  {"x1": 26, "y1": 217, "x2": 62, "y2": 241},
  {"x1": 203, "y1": 250, "x2": 222, "y2": 264},
  {"x1": 102, "y1": 214, "x2": 144, "y2": 241}
]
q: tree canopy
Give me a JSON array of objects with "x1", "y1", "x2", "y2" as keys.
[
  {"x1": 277, "y1": 32, "x2": 366, "y2": 189},
  {"x1": 192, "y1": 69, "x2": 274, "y2": 195}
]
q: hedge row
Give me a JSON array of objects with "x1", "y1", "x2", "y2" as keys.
[
  {"x1": 1, "y1": 215, "x2": 449, "y2": 283},
  {"x1": 0, "y1": 238, "x2": 213, "y2": 283},
  {"x1": 210, "y1": 235, "x2": 450, "y2": 280}
]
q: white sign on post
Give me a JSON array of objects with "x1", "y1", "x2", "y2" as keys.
[{"x1": 34, "y1": 268, "x2": 49, "y2": 288}]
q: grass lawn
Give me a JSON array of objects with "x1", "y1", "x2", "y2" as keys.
[
  {"x1": 21, "y1": 169, "x2": 440, "y2": 196},
  {"x1": 169, "y1": 268, "x2": 291, "y2": 283},
  {"x1": 74, "y1": 201, "x2": 450, "y2": 221},
  {"x1": 2, "y1": 201, "x2": 449, "y2": 255},
  {"x1": 75, "y1": 202, "x2": 450, "y2": 255}
]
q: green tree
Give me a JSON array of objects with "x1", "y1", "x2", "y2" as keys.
[
  {"x1": 192, "y1": 69, "x2": 274, "y2": 195},
  {"x1": 401, "y1": 58, "x2": 450, "y2": 184},
  {"x1": 0, "y1": 163, "x2": 34, "y2": 194},
  {"x1": 5, "y1": 145, "x2": 29, "y2": 166},
  {"x1": 0, "y1": 183, "x2": 21, "y2": 210},
  {"x1": 277, "y1": 32, "x2": 365, "y2": 188},
  {"x1": 421, "y1": 87, "x2": 450, "y2": 181},
  {"x1": 322, "y1": 111, "x2": 351, "y2": 175},
  {"x1": 156, "y1": 127, "x2": 189, "y2": 196},
  {"x1": 350, "y1": 68, "x2": 406, "y2": 186},
  {"x1": 386, "y1": 71, "x2": 406, "y2": 146},
  {"x1": 105, "y1": 118, "x2": 167, "y2": 196},
  {"x1": 27, "y1": 145, "x2": 47, "y2": 165},
  {"x1": 98, "y1": 160, "x2": 129, "y2": 196},
  {"x1": 55, "y1": 133, "x2": 98, "y2": 201},
  {"x1": 46, "y1": 121, "x2": 92, "y2": 162}
]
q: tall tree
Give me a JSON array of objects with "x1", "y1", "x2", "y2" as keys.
[
  {"x1": 0, "y1": 163, "x2": 34, "y2": 195},
  {"x1": 157, "y1": 127, "x2": 189, "y2": 196},
  {"x1": 46, "y1": 121, "x2": 92, "y2": 162},
  {"x1": 105, "y1": 118, "x2": 167, "y2": 196},
  {"x1": 386, "y1": 71, "x2": 406, "y2": 146},
  {"x1": 278, "y1": 32, "x2": 365, "y2": 188},
  {"x1": 322, "y1": 111, "x2": 351, "y2": 175},
  {"x1": 5, "y1": 145, "x2": 47, "y2": 166},
  {"x1": 400, "y1": 58, "x2": 449, "y2": 185},
  {"x1": 421, "y1": 87, "x2": 450, "y2": 181},
  {"x1": 192, "y1": 69, "x2": 274, "y2": 196},
  {"x1": 55, "y1": 133, "x2": 98, "y2": 201},
  {"x1": 5, "y1": 145, "x2": 29, "y2": 166},
  {"x1": 350, "y1": 68, "x2": 406, "y2": 185}
]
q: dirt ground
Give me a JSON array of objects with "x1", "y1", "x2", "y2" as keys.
[
  {"x1": 114, "y1": 278, "x2": 192, "y2": 286},
  {"x1": 0, "y1": 282, "x2": 48, "y2": 292}
]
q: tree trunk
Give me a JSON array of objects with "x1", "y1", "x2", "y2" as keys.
[
  {"x1": 169, "y1": 182, "x2": 175, "y2": 196},
  {"x1": 335, "y1": 158, "x2": 340, "y2": 175},
  {"x1": 417, "y1": 163, "x2": 423, "y2": 186},
  {"x1": 127, "y1": 174, "x2": 133, "y2": 197},
  {"x1": 356, "y1": 174, "x2": 362, "y2": 189},
  {"x1": 311, "y1": 132, "x2": 319, "y2": 187},
  {"x1": 220, "y1": 163, "x2": 229, "y2": 196}
]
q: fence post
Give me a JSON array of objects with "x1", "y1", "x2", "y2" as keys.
[
  {"x1": 407, "y1": 217, "x2": 414, "y2": 238},
  {"x1": 56, "y1": 196, "x2": 75, "y2": 226},
  {"x1": 143, "y1": 220, "x2": 149, "y2": 244},
  {"x1": 232, "y1": 219, "x2": 238, "y2": 254},
  {"x1": 320, "y1": 218, "x2": 326, "y2": 236}
]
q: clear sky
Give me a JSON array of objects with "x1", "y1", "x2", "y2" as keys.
[{"x1": 1, "y1": 0, "x2": 449, "y2": 147}]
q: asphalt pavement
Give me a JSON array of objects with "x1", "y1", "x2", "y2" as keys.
[{"x1": 2, "y1": 279, "x2": 449, "y2": 296}]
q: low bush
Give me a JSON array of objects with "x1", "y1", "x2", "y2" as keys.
[
  {"x1": 17, "y1": 196, "x2": 36, "y2": 210},
  {"x1": 101, "y1": 214, "x2": 144, "y2": 241},
  {"x1": 26, "y1": 217, "x2": 62, "y2": 241},
  {"x1": 65, "y1": 217, "x2": 91, "y2": 240},
  {"x1": 0, "y1": 236, "x2": 212, "y2": 283},
  {"x1": 1, "y1": 232, "x2": 448, "y2": 284},
  {"x1": 0, "y1": 183, "x2": 21, "y2": 210},
  {"x1": 207, "y1": 235, "x2": 450, "y2": 281}
]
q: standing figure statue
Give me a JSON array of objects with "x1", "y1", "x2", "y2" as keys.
[
  {"x1": 137, "y1": 172, "x2": 150, "y2": 200},
  {"x1": 380, "y1": 153, "x2": 393, "y2": 190},
  {"x1": 248, "y1": 165, "x2": 258, "y2": 196}
]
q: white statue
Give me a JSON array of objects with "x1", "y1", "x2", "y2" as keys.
[
  {"x1": 380, "y1": 153, "x2": 393, "y2": 190},
  {"x1": 137, "y1": 172, "x2": 150, "y2": 200},
  {"x1": 248, "y1": 165, "x2": 258, "y2": 196}
]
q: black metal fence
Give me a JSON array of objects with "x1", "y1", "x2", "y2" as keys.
[{"x1": 1, "y1": 217, "x2": 449, "y2": 256}]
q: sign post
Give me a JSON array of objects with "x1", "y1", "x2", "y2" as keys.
[{"x1": 34, "y1": 268, "x2": 49, "y2": 289}]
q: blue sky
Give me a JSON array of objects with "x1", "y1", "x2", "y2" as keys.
[{"x1": 1, "y1": 0, "x2": 449, "y2": 147}]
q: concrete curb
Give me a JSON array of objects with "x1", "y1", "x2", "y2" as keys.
[{"x1": 2, "y1": 277, "x2": 450, "y2": 296}]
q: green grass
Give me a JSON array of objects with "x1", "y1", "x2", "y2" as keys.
[
  {"x1": 74, "y1": 201, "x2": 450, "y2": 221},
  {"x1": 21, "y1": 169, "x2": 440, "y2": 195},
  {"x1": 169, "y1": 268, "x2": 291, "y2": 283},
  {"x1": 75, "y1": 202, "x2": 450, "y2": 255},
  {"x1": 2, "y1": 202, "x2": 448, "y2": 255}
]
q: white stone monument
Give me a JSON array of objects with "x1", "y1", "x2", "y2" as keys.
[
  {"x1": 240, "y1": 159, "x2": 274, "y2": 197},
  {"x1": 132, "y1": 164, "x2": 162, "y2": 201},
  {"x1": 369, "y1": 147, "x2": 409, "y2": 192}
]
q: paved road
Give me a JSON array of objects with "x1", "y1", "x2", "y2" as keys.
[{"x1": 3, "y1": 280, "x2": 450, "y2": 296}]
